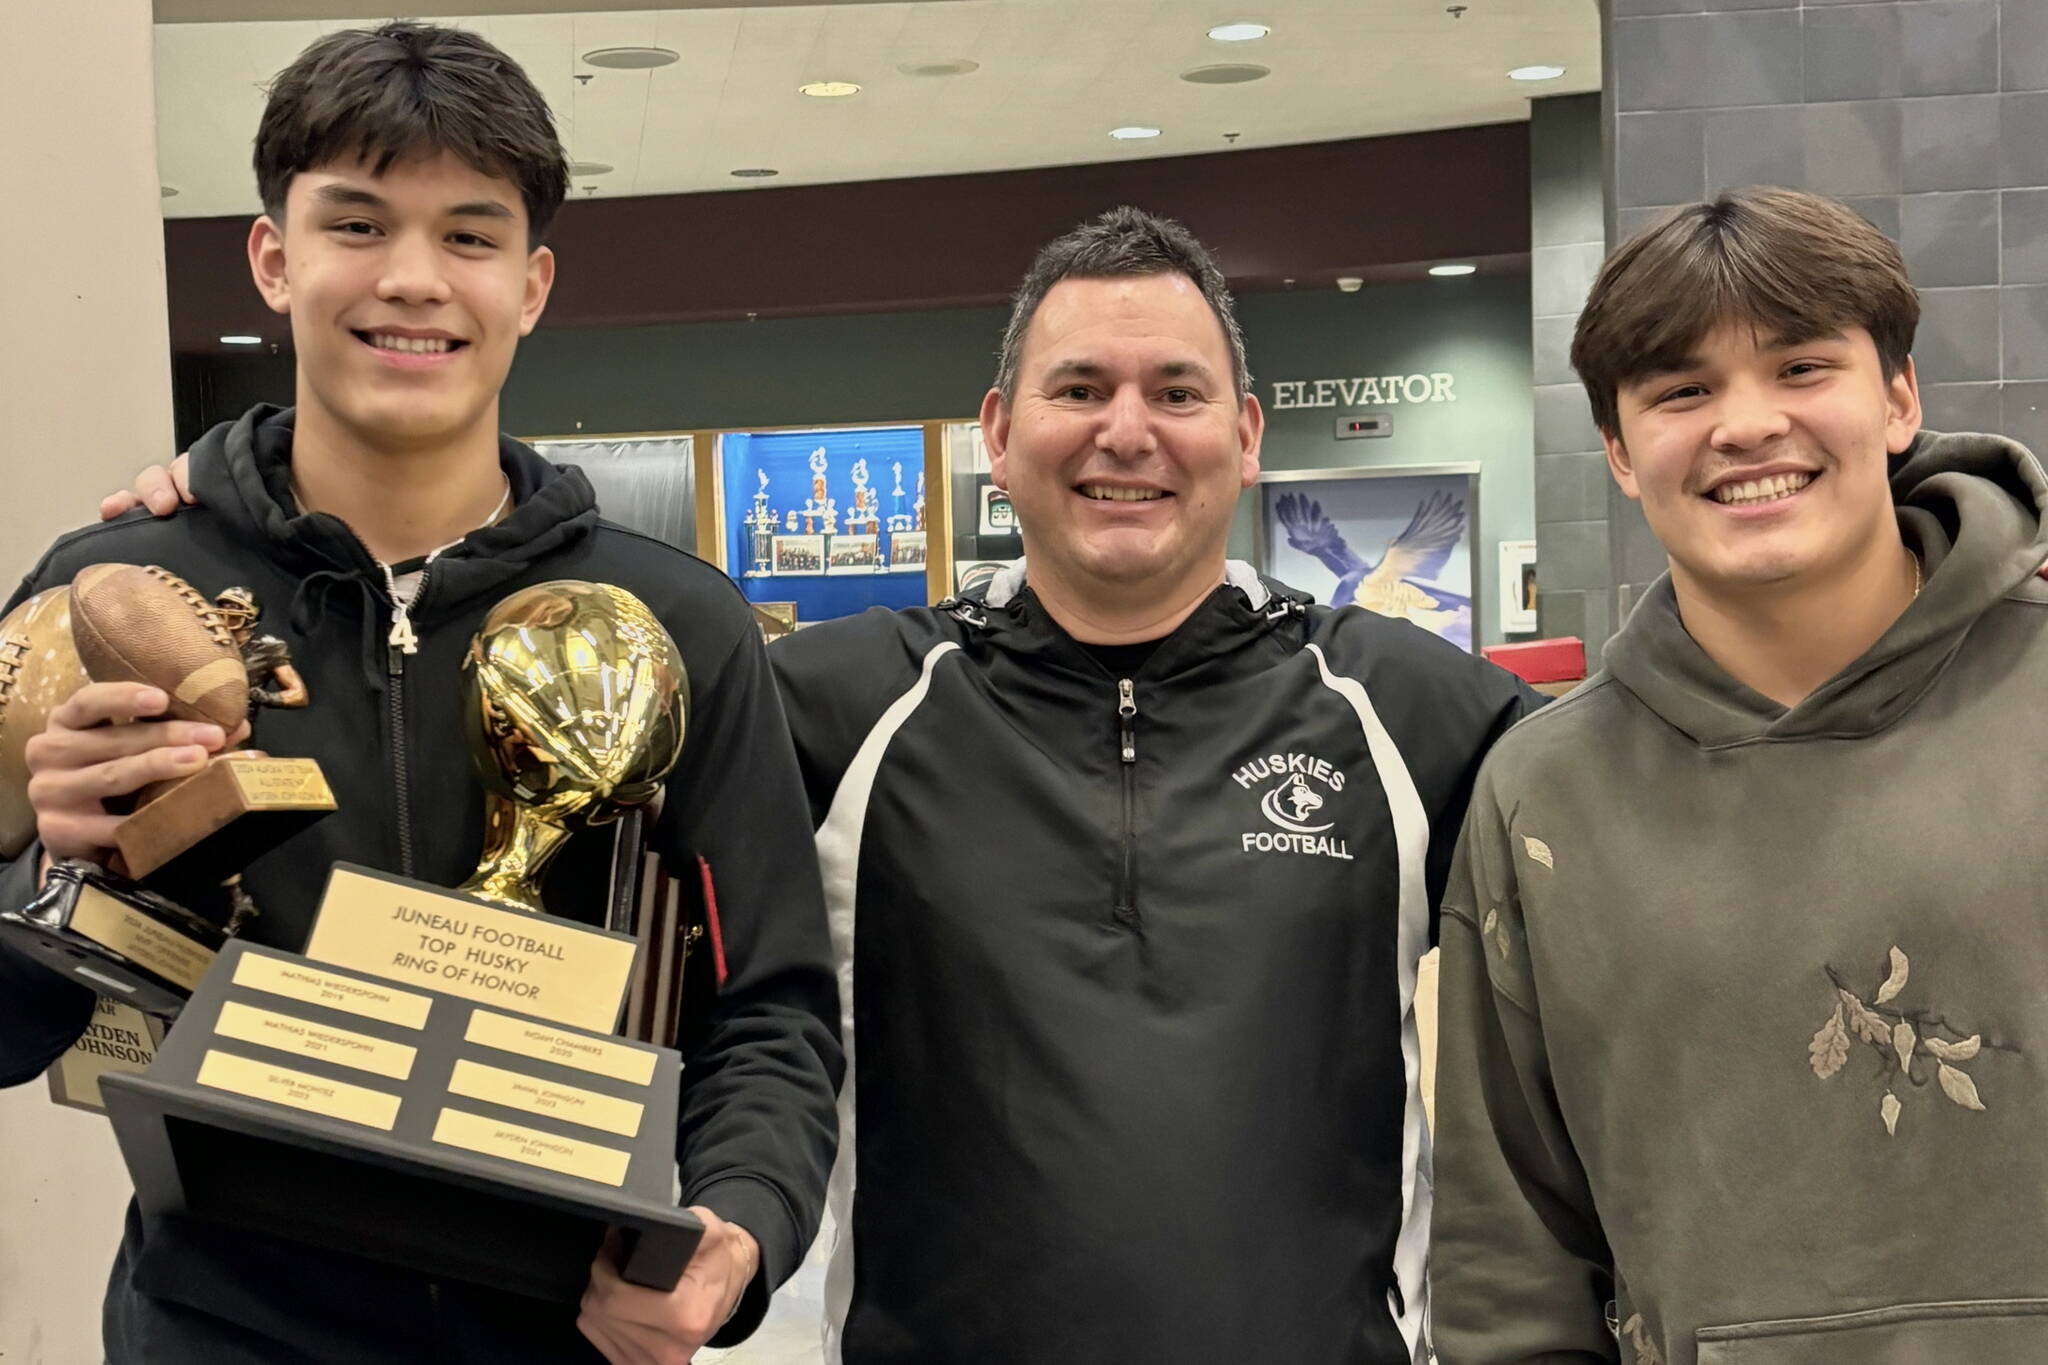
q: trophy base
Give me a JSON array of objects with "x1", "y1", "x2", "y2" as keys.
[
  {"x1": 117, "y1": 754, "x2": 336, "y2": 880},
  {"x1": 0, "y1": 860, "x2": 223, "y2": 1017},
  {"x1": 102, "y1": 938, "x2": 703, "y2": 1301}
]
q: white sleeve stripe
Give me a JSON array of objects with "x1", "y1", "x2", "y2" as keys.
[
  {"x1": 816, "y1": 641, "x2": 961, "y2": 1364},
  {"x1": 1306, "y1": 643, "x2": 1434, "y2": 1363}
]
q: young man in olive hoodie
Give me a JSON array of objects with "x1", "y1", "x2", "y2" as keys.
[{"x1": 1431, "y1": 187, "x2": 2048, "y2": 1364}]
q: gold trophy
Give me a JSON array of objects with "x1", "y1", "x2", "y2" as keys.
[
  {"x1": 303, "y1": 580, "x2": 689, "y2": 1033},
  {"x1": 102, "y1": 580, "x2": 709, "y2": 1302},
  {"x1": 0, "y1": 565, "x2": 334, "y2": 1021},
  {"x1": 460, "y1": 581, "x2": 685, "y2": 914}
]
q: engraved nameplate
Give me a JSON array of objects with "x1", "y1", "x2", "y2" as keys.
[
  {"x1": 196, "y1": 1049, "x2": 402, "y2": 1130},
  {"x1": 464, "y1": 1008, "x2": 658, "y2": 1087},
  {"x1": 306, "y1": 866, "x2": 637, "y2": 1033},
  {"x1": 47, "y1": 998, "x2": 159, "y2": 1113},
  {"x1": 226, "y1": 758, "x2": 337, "y2": 810},
  {"x1": 213, "y1": 1000, "x2": 417, "y2": 1081},
  {"x1": 431, "y1": 1107, "x2": 631, "y2": 1186},
  {"x1": 233, "y1": 952, "x2": 432, "y2": 1030},
  {"x1": 69, "y1": 886, "x2": 213, "y2": 991},
  {"x1": 446, "y1": 1058, "x2": 644, "y2": 1138}
]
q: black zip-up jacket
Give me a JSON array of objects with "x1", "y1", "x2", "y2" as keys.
[
  {"x1": 770, "y1": 562, "x2": 1538, "y2": 1365},
  {"x1": 0, "y1": 406, "x2": 842, "y2": 1364}
]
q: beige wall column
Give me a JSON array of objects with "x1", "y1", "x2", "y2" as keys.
[{"x1": 0, "y1": 2, "x2": 172, "y2": 1361}]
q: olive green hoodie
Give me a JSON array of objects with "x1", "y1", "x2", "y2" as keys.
[{"x1": 1431, "y1": 431, "x2": 2048, "y2": 1365}]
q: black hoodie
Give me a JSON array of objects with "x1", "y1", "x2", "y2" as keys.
[{"x1": 0, "y1": 406, "x2": 842, "y2": 1363}]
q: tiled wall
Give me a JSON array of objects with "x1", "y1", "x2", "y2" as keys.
[
  {"x1": 1596, "y1": 0, "x2": 2048, "y2": 626},
  {"x1": 1531, "y1": 92, "x2": 1615, "y2": 646}
]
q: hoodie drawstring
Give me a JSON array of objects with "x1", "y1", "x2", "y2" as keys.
[{"x1": 290, "y1": 568, "x2": 392, "y2": 694}]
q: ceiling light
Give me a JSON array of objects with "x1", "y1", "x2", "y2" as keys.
[
  {"x1": 1508, "y1": 64, "x2": 1566, "y2": 82},
  {"x1": 898, "y1": 58, "x2": 978, "y2": 77},
  {"x1": 583, "y1": 46, "x2": 679, "y2": 70},
  {"x1": 220, "y1": 335, "x2": 263, "y2": 345},
  {"x1": 730, "y1": 167, "x2": 780, "y2": 179},
  {"x1": 1109, "y1": 126, "x2": 1162, "y2": 140},
  {"x1": 1207, "y1": 22, "x2": 1270, "y2": 42},
  {"x1": 160, "y1": 185, "x2": 179, "y2": 198},
  {"x1": 1430, "y1": 263, "x2": 1478, "y2": 277},
  {"x1": 1180, "y1": 63, "x2": 1270, "y2": 84},
  {"x1": 1335, "y1": 277, "x2": 1363, "y2": 293},
  {"x1": 800, "y1": 81, "x2": 862, "y2": 98},
  {"x1": 567, "y1": 160, "x2": 613, "y2": 178}
]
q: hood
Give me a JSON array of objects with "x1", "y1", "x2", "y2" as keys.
[
  {"x1": 188, "y1": 404, "x2": 601, "y2": 627},
  {"x1": 1604, "y1": 430, "x2": 2048, "y2": 748}
]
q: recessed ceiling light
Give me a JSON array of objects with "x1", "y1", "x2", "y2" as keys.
[
  {"x1": 160, "y1": 185, "x2": 179, "y2": 198},
  {"x1": 1508, "y1": 64, "x2": 1566, "y2": 82},
  {"x1": 1208, "y1": 22, "x2": 1270, "y2": 42},
  {"x1": 583, "y1": 46, "x2": 679, "y2": 70},
  {"x1": 730, "y1": 167, "x2": 780, "y2": 179},
  {"x1": 220, "y1": 335, "x2": 263, "y2": 345},
  {"x1": 1430, "y1": 263, "x2": 1478, "y2": 277},
  {"x1": 897, "y1": 58, "x2": 978, "y2": 77},
  {"x1": 1335, "y1": 277, "x2": 1363, "y2": 293},
  {"x1": 800, "y1": 81, "x2": 862, "y2": 98},
  {"x1": 1109, "y1": 126, "x2": 1162, "y2": 140},
  {"x1": 567, "y1": 160, "x2": 613, "y2": 178},
  {"x1": 1180, "y1": 63, "x2": 1270, "y2": 85}
]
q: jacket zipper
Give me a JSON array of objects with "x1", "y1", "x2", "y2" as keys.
[
  {"x1": 1115, "y1": 677, "x2": 1138, "y2": 925},
  {"x1": 349, "y1": 533, "x2": 423, "y2": 881},
  {"x1": 387, "y1": 639, "x2": 416, "y2": 879}
]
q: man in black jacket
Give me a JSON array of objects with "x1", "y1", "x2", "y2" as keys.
[
  {"x1": 770, "y1": 209, "x2": 1540, "y2": 1364},
  {"x1": 6, "y1": 23, "x2": 839, "y2": 1365}
]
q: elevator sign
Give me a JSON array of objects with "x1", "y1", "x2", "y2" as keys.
[{"x1": 1267, "y1": 373, "x2": 1456, "y2": 410}]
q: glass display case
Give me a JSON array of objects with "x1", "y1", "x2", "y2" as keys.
[
  {"x1": 943, "y1": 421, "x2": 1021, "y2": 596},
  {"x1": 531, "y1": 419, "x2": 982, "y2": 627}
]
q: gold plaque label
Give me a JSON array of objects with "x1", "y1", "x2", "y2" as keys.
[
  {"x1": 446, "y1": 1059, "x2": 644, "y2": 1138},
  {"x1": 464, "y1": 1009, "x2": 658, "y2": 1087},
  {"x1": 232, "y1": 952, "x2": 432, "y2": 1030},
  {"x1": 196, "y1": 1049, "x2": 402, "y2": 1130},
  {"x1": 213, "y1": 1000, "x2": 417, "y2": 1081},
  {"x1": 226, "y1": 758, "x2": 337, "y2": 810},
  {"x1": 306, "y1": 867, "x2": 637, "y2": 1032},
  {"x1": 48, "y1": 999, "x2": 158, "y2": 1112},
  {"x1": 431, "y1": 1107, "x2": 631, "y2": 1186},
  {"x1": 70, "y1": 886, "x2": 213, "y2": 991}
]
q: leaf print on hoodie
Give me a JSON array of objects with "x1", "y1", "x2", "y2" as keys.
[{"x1": 1809, "y1": 945, "x2": 2017, "y2": 1136}]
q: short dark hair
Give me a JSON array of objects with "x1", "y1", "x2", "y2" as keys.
[
  {"x1": 1572, "y1": 187, "x2": 1920, "y2": 435},
  {"x1": 254, "y1": 21, "x2": 569, "y2": 246},
  {"x1": 995, "y1": 206, "x2": 1250, "y2": 402}
]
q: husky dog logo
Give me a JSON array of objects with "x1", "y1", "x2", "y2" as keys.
[
  {"x1": 1233, "y1": 750, "x2": 1354, "y2": 861},
  {"x1": 1262, "y1": 772, "x2": 1334, "y2": 834}
]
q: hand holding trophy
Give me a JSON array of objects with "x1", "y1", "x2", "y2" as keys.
[
  {"x1": 0, "y1": 564, "x2": 333, "y2": 1018},
  {"x1": 100, "y1": 580, "x2": 709, "y2": 1306}
]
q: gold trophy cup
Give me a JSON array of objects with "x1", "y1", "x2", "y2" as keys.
[{"x1": 460, "y1": 581, "x2": 686, "y2": 914}]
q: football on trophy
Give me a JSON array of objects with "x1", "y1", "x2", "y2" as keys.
[{"x1": 68, "y1": 564, "x2": 248, "y2": 729}]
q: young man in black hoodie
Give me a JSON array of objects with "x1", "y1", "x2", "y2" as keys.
[
  {"x1": 1431, "y1": 189, "x2": 2048, "y2": 1363},
  {"x1": 4, "y1": 22, "x2": 839, "y2": 1365}
]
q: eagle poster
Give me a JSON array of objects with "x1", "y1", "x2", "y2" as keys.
[{"x1": 1259, "y1": 469, "x2": 1476, "y2": 651}]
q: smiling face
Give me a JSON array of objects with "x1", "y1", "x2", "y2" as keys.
[
  {"x1": 1605, "y1": 321, "x2": 1920, "y2": 598},
  {"x1": 982, "y1": 272, "x2": 1263, "y2": 606},
  {"x1": 248, "y1": 150, "x2": 554, "y2": 452}
]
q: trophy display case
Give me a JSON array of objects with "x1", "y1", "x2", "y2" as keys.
[
  {"x1": 525, "y1": 418, "x2": 977, "y2": 628},
  {"x1": 717, "y1": 423, "x2": 938, "y2": 623}
]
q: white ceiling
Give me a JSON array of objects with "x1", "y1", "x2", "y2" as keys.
[{"x1": 153, "y1": 1, "x2": 1600, "y2": 219}]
